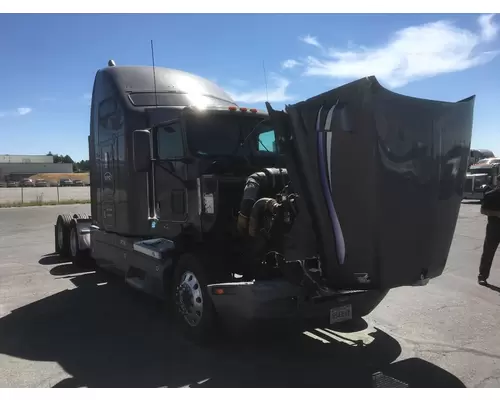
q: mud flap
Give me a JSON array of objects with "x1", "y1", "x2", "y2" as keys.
[{"x1": 266, "y1": 76, "x2": 475, "y2": 290}]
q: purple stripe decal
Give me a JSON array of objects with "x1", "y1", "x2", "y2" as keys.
[{"x1": 316, "y1": 107, "x2": 346, "y2": 265}]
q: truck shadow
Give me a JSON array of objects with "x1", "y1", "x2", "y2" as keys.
[
  {"x1": 0, "y1": 262, "x2": 465, "y2": 388},
  {"x1": 38, "y1": 253, "x2": 67, "y2": 266}
]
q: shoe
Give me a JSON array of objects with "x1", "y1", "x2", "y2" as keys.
[{"x1": 478, "y1": 277, "x2": 488, "y2": 286}]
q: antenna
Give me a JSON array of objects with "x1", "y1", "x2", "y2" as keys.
[
  {"x1": 262, "y1": 60, "x2": 269, "y2": 102},
  {"x1": 150, "y1": 39, "x2": 159, "y2": 108}
]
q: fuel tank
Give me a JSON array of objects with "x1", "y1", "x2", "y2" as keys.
[{"x1": 267, "y1": 76, "x2": 474, "y2": 290}]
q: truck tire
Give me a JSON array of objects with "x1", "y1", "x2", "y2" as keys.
[
  {"x1": 69, "y1": 219, "x2": 90, "y2": 267},
  {"x1": 55, "y1": 214, "x2": 73, "y2": 257},
  {"x1": 171, "y1": 253, "x2": 218, "y2": 344},
  {"x1": 73, "y1": 213, "x2": 90, "y2": 220}
]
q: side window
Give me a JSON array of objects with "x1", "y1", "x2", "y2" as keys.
[
  {"x1": 157, "y1": 123, "x2": 184, "y2": 159},
  {"x1": 257, "y1": 129, "x2": 277, "y2": 153},
  {"x1": 98, "y1": 97, "x2": 123, "y2": 132}
]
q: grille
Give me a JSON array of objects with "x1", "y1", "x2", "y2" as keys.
[{"x1": 474, "y1": 177, "x2": 487, "y2": 188}]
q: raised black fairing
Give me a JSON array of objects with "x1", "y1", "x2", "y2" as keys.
[{"x1": 267, "y1": 76, "x2": 474, "y2": 290}]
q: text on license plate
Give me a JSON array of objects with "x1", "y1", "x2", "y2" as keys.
[{"x1": 330, "y1": 304, "x2": 352, "y2": 324}]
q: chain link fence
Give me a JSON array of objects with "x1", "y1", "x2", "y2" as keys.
[{"x1": 0, "y1": 186, "x2": 91, "y2": 206}]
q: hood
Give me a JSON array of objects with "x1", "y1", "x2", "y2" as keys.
[{"x1": 266, "y1": 76, "x2": 474, "y2": 290}]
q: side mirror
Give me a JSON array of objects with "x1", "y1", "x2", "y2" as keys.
[{"x1": 133, "y1": 129, "x2": 152, "y2": 172}]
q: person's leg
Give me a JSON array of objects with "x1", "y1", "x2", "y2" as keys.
[{"x1": 478, "y1": 219, "x2": 500, "y2": 284}]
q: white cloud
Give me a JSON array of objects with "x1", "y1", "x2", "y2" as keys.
[
  {"x1": 479, "y1": 14, "x2": 498, "y2": 41},
  {"x1": 0, "y1": 107, "x2": 32, "y2": 117},
  {"x1": 17, "y1": 107, "x2": 32, "y2": 116},
  {"x1": 298, "y1": 14, "x2": 499, "y2": 88},
  {"x1": 226, "y1": 74, "x2": 294, "y2": 104},
  {"x1": 300, "y1": 34, "x2": 322, "y2": 49},
  {"x1": 282, "y1": 59, "x2": 301, "y2": 69}
]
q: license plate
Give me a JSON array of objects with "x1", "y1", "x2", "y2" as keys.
[{"x1": 329, "y1": 304, "x2": 352, "y2": 324}]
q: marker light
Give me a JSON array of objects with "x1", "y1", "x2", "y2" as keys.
[
  {"x1": 240, "y1": 107, "x2": 248, "y2": 112},
  {"x1": 228, "y1": 106, "x2": 237, "y2": 111},
  {"x1": 249, "y1": 108, "x2": 258, "y2": 113}
]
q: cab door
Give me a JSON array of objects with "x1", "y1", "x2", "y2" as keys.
[{"x1": 153, "y1": 121, "x2": 188, "y2": 233}]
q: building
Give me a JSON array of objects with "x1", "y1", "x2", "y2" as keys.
[{"x1": 0, "y1": 154, "x2": 73, "y2": 181}]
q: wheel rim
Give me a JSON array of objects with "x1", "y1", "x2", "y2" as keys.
[
  {"x1": 57, "y1": 222, "x2": 64, "y2": 250},
  {"x1": 70, "y1": 227, "x2": 78, "y2": 257},
  {"x1": 176, "y1": 270, "x2": 204, "y2": 327}
]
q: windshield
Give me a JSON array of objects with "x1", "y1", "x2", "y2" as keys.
[{"x1": 185, "y1": 113, "x2": 277, "y2": 157}]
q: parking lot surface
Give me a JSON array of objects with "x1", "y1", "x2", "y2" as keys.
[{"x1": 0, "y1": 202, "x2": 499, "y2": 387}]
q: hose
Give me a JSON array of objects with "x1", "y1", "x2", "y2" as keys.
[
  {"x1": 237, "y1": 168, "x2": 288, "y2": 234},
  {"x1": 237, "y1": 172, "x2": 267, "y2": 234},
  {"x1": 248, "y1": 197, "x2": 278, "y2": 237}
]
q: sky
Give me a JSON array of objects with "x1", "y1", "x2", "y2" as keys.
[{"x1": 0, "y1": 13, "x2": 499, "y2": 162}]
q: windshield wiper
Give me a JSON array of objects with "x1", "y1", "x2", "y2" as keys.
[{"x1": 230, "y1": 118, "x2": 269, "y2": 157}]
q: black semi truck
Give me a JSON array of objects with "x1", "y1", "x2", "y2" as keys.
[{"x1": 54, "y1": 61, "x2": 475, "y2": 341}]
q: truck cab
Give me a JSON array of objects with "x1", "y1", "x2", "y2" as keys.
[
  {"x1": 463, "y1": 162, "x2": 500, "y2": 201},
  {"x1": 53, "y1": 62, "x2": 476, "y2": 342},
  {"x1": 468, "y1": 149, "x2": 495, "y2": 168}
]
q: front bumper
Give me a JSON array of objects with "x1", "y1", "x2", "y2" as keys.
[
  {"x1": 207, "y1": 279, "x2": 388, "y2": 326},
  {"x1": 463, "y1": 191, "x2": 484, "y2": 200}
]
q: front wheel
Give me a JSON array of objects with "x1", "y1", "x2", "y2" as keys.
[{"x1": 171, "y1": 253, "x2": 218, "y2": 343}]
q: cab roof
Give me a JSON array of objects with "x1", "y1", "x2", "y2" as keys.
[{"x1": 101, "y1": 65, "x2": 236, "y2": 105}]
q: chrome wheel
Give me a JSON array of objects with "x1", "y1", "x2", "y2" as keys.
[
  {"x1": 176, "y1": 270, "x2": 204, "y2": 327},
  {"x1": 70, "y1": 227, "x2": 78, "y2": 257}
]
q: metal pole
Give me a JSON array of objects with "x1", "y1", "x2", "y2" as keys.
[
  {"x1": 57, "y1": 185, "x2": 60, "y2": 204},
  {"x1": 21, "y1": 187, "x2": 23, "y2": 204}
]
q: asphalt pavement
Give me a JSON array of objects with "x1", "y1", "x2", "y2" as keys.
[{"x1": 0, "y1": 202, "x2": 499, "y2": 388}]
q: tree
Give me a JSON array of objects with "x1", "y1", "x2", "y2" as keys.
[
  {"x1": 73, "y1": 159, "x2": 91, "y2": 172},
  {"x1": 62, "y1": 155, "x2": 74, "y2": 164},
  {"x1": 47, "y1": 151, "x2": 90, "y2": 172},
  {"x1": 46, "y1": 152, "x2": 75, "y2": 165}
]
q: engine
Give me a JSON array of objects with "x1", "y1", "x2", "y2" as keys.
[{"x1": 236, "y1": 168, "x2": 325, "y2": 292}]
